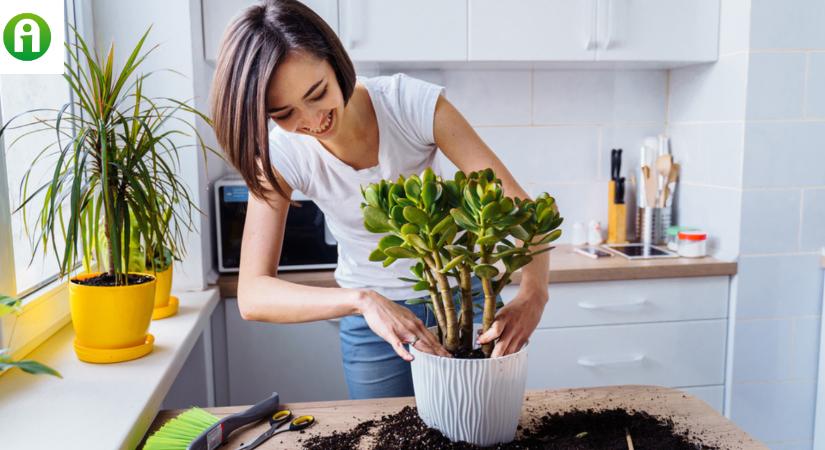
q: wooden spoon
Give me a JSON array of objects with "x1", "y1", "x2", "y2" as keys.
[
  {"x1": 655, "y1": 155, "x2": 673, "y2": 207},
  {"x1": 642, "y1": 165, "x2": 657, "y2": 208},
  {"x1": 661, "y1": 163, "x2": 680, "y2": 208}
]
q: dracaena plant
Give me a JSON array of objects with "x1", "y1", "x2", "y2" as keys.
[
  {"x1": 361, "y1": 168, "x2": 562, "y2": 357},
  {"x1": 0, "y1": 26, "x2": 211, "y2": 285}
]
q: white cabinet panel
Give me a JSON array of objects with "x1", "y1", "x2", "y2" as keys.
[
  {"x1": 501, "y1": 277, "x2": 729, "y2": 329},
  {"x1": 469, "y1": 0, "x2": 597, "y2": 61},
  {"x1": 677, "y1": 385, "x2": 724, "y2": 413},
  {"x1": 202, "y1": 0, "x2": 339, "y2": 62},
  {"x1": 340, "y1": 0, "x2": 466, "y2": 61},
  {"x1": 224, "y1": 299, "x2": 349, "y2": 404},
  {"x1": 526, "y1": 320, "x2": 727, "y2": 389},
  {"x1": 595, "y1": 0, "x2": 719, "y2": 62}
]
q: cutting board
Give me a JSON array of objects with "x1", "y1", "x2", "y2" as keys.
[{"x1": 146, "y1": 385, "x2": 765, "y2": 449}]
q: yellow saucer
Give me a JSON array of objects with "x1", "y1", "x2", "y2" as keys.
[
  {"x1": 74, "y1": 334, "x2": 154, "y2": 364},
  {"x1": 152, "y1": 295, "x2": 179, "y2": 320}
]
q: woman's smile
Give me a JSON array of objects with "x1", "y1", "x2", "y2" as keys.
[{"x1": 302, "y1": 109, "x2": 335, "y2": 137}]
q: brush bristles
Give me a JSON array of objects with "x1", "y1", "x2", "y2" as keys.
[{"x1": 143, "y1": 407, "x2": 219, "y2": 450}]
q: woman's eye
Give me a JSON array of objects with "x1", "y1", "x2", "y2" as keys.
[
  {"x1": 272, "y1": 111, "x2": 292, "y2": 121},
  {"x1": 309, "y1": 87, "x2": 327, "y2": 102}
]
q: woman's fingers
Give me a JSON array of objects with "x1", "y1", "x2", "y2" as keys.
[
  {"x1": 390, "y1": 336, "x2": 414, "y2": 361},
  {"x1": 477, "y1": 320, "x2": 504, "y2": 345}
]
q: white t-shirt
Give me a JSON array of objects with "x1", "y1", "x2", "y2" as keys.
[{"x1": 268, "y1": 74, "x2": 446, "y2": 300}]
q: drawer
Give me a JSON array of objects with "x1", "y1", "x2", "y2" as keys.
[
  {"x1": 677, "y1": 385, "x2": 724, "y2": 413},
  {"x1": 502, "y1": 277, "x2": 729, "y2": 328},
  {"x1": 526, "y1": 320, "x2": 726, "y2": 389}
]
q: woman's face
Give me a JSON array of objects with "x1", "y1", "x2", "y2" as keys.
[{"x1": 265, "y1": 51, "x2": 345, "y2": 140}]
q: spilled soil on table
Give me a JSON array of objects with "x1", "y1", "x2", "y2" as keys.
[{"x1": 300, "y1": 405, "x2": 720, "y2": 449}]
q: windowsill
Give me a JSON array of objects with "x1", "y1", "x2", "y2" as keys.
[{"x1": 0, "y1": 287, "x2": 220, "y2": 449}]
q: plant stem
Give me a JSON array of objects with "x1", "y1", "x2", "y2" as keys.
[
  {"x1": 423, "y1": 267, "x2": 447, "y2": 345},
  {"x1": 458, "y1": 264, "x2": 474, "y2": 352},
  {"x1": 480, "y1": 275, "x2": 496, "y2": 358},
  {"x1": 424, "y1": 254, "x2": 458, "y2": 353}
]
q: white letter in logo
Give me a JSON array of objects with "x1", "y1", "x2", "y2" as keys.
[{"x1": 14, "y1": 19, "x2": 40, "y2": 53}]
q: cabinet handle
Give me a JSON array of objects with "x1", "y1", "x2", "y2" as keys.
[
  {"x1": 577, "y1": 353, "x2": 645, "y2": 367},
  {"x1": 342, "y1": 0, "x2": 362, "y2": 49},
  {"x1": 577, "y1": 298, "x2": 647, "y2": 310},
  {"x1": 603, "y1": 0, "x2": 620, "y2": 50},
  {"x1": 584, "y1": 0, "x2": 597, "y2": 50}
]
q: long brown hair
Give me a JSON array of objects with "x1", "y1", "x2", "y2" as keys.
[{"x1": 210, "y1": 0, "x2": 355, "y2": 201}]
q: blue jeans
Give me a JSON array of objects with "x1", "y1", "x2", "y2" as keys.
[{"x1": 340, "y1": 277, "x2": 497, "y2": 400}]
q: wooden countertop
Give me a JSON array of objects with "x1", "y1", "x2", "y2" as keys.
[
  {"x1": 146, "y1": 385, "x2": 764, "y2": 449},
  {"x1": 216, "y1": 245, "x2": 737, "y2": 298}
]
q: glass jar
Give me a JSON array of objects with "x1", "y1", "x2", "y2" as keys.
[{"x1": 677, "y1": 230, "x2": 708, "y2": 258}]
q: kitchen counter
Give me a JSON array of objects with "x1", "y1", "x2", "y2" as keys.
[
  {"x1": 217, "y1": 244, "x2": 737, "y2": 297},
  {"x1": 146, "y1": 385, "x2": 764, "y2": 449}
]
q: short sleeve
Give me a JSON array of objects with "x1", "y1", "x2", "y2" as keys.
[
  {"x1": 267, "y1": 131, "x2": 310, "y2": 194},
  {"x1": 392, "y1": 73, "x2": 445, "y2": 147}
]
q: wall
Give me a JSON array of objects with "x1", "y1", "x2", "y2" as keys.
[{"x1": 669, "y1": 0, "x2": 825, "y2": 448}]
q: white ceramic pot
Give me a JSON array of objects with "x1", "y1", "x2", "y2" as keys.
[{"x1": 409, "y1": 327, "x2": 528, "y2": 447}]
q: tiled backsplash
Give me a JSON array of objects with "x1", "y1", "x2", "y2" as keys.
[{"x1": 386, "y1": 68, "x2": 668, "y2": 243}]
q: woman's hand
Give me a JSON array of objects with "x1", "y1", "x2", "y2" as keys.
[
  {"x1": 357, "y1": 290, "x2": 450, "y2": 361},
  {"x1": 477, "y1": 291, "x2": 547, "y2": 358}
]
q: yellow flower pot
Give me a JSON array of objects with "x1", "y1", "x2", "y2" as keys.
[
  {"x1": 69, "y1": 272, "x2": 155, "y2": 363},
  {"x1": 151, "y1": 265, "x2": 179, "y2": 320}
]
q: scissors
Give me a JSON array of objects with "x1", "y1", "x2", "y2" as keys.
[{"x1": 237, "y1": 409, "x2": 316, "y2": 450}]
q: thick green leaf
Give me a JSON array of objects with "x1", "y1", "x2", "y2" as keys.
[
  {"x1": 368, "y1": 248, "x2": 387, "y2": 262},
  {"x1": 363, "y1": 185, "x2": 380, "y2": 208},
  {"x1": 510, "y1": 225, "x2": 530, "y2": 241},
  {"x1": 363, "y1": 206, "x2": 391, "y2": 233},
  {"x1": 431, "y1": 215, "x2": 454, "y2": 235},
  {"x1": 412, "y1": 280, "x2": 430, "y2": 291},
  {"x1": 404, "y1": 177, "x2": 421, "y2": 199},
  {"x1": 480, "y1": 201, "x2": 501, "y2": 221},
  {"x1": 442, "y1": 255, "x2": 464, "y2": 272},
  {"x1": 535, "y1": 229, "x2": 562, "y2": 245},
  {"x1": 402, "y1": 206, "x2": 429, "y2": 226},
  {"x1": 473, "y1": 264, "x2": 499, "y2": 279},
  {"x1": 506, "y1": 255, "x2": 533, "y2": 272},
  {"x1": 405, "y1": 234, "x2": 431, "y2": 252},
  {"x1": 383, "y1": 256, "x2": 397, "y2": 267},
  {"x1": 450, "y1": 208, "x2": 476, "y2": 230},
  {"x1": 400, "y1": 223, "x2": 419, "y2": 235},
  {"x1": 405, "y1": 297, "x2": 431, "y2": 305},
  {"x1": 421, "y1": 181, "x2": 437, "y2": 210},
  {"x1": 378, "y1": 234, "x2": 404, "y2": 251},
  {"x1": 383, "y1": 246, "x2": 418, "y2": 259}
]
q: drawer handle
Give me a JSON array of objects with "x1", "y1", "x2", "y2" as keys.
[
  {"x1": 577, "y1": 353, "x2": 645, "y2": 367},
  {"x1": 577, "y1": 298, "x2": 647, "y2": 310}
]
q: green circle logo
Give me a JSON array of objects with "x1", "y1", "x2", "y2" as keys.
[{"x1": 3, "y1": 13, "x2": 51, "y2": 61}]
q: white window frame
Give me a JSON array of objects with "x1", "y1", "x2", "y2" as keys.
[{"x1": 0, "y1": 0, "x2": 93, "y2": 362}]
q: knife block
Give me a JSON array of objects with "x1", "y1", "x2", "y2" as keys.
[{"x1": 608, "y1": 181, "x2": 627, "y2": 244}]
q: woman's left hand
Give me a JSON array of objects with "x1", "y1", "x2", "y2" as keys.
[{"x1": 476, "y1": 292, "x2": 547, "y2": 358}]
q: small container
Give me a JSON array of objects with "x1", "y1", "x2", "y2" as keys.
[
  {"x1": 571, "y1": 222, "x2": 587, "y2": 246},
  {"x1": 666, "y1": 226, "x2": 697, "y2": 251},
  {"x1": 677, "y1": 230, "x2": 708, "y2": 258}
]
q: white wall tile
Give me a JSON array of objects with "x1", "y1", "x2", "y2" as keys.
[
  {"x1": 718, "y1": 0, "x2": 751, "y2": 55},
  {"x1": 805, "y1": 53, "x2": 825, "y2": 118},
  {"x1": 475, "y1": 126, "x2": 600, "y2": 184},
  {"x1": 523, "y1": 182, "x2": 606, "y2": 244},
  {"x1": 440, "y1": 70, "x2": 532, "y2": 126},
  {"x1": 740, "y1": 189, "x2": 801, "y2": 254},
  {"x1": 793, "y1": 317, "x2": 821, "y2": 380},
  {"x1": 669, "y1": 123, "x2": 744, "y2": 188},
  {"x1": 746, "y1": 53, "x2": 807, "y2": 120},
  {"x1": 736, "y1": 254, "x2": 824, "y2": 318},
  {"x1": 669, "y1": 54, "x2": 749, "y2": 122},
  {"x1": 771, "y1": 441, "x2": 814, "y2": 450},
  {"x1": 533, "y1": 70, "x2": 667, "y2": 124},
  {"x1": 676, "y1": 184, "x2": 741, "y2": 259},
  {"x1": 800, "y1": 189, "x2": 825, "y2": 251},
  {"x1": 732, "y1": 319, "x2": 794, "y2": 382},
  {"x1": 743, "y1": 122, "x2": 825, "y2": 188},
  {"x1": 750, "y1": 0, "x2": 825, "y2": 49},
  {"x1": 730, "y1": 381, "x2": 816, "y2": 443}
]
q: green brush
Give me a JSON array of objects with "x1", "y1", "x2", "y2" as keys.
[{"x1": 143, "y1": 392, "x2": 280, "y2": 450}]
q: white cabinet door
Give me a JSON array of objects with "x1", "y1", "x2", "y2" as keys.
[
  {"x1": 202, "y1": 0, "x2": 339, "y2": 63},
  {"x1": 468, "y1": 0, "x2": 597, "y2": 61},
  {"x1": 595, "y1": 0, "x2": 719, "y2": 62},
  {"x1": 339, "y1": 0, "x2": 467, "y2": 61}
]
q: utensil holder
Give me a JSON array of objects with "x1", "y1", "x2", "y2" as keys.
[{"x1": 636, "y1": 206, "x2": 672, "y2": 245}]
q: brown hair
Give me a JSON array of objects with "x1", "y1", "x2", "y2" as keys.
[{"x1": 210, "y1": 0, "x2": 356, "y2": 201}]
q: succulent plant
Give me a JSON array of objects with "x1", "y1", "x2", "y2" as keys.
[{"x1": 361, "y1": 168, "x2": 563, "y2": 357}]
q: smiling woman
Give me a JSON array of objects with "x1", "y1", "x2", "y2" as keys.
[{"x1": 208, "y1": 0, "x2": 550, "y2": 402}]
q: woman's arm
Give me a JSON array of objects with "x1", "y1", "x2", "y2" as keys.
[
  {"x1": 236, "y1": 171, "x2": 448, "y2": 359},
  {"x1": 432, "y1": 95, "x2": 550, "y2": 357}
]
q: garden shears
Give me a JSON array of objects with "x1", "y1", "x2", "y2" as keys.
[{"x1": 236, "y1": 409, "x2": 315, "y2": 450}]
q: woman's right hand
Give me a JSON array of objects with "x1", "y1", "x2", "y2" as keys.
[{"x1": 357, "y1": 290, "x2": 450, "y2": 361}]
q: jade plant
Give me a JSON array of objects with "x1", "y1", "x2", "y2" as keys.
[{"x1": 361, "y1": 168, "x2": 562, "y2": 357}]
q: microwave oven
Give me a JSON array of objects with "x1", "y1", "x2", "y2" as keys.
[{"x1": 214, "y1": 178, "x2": 338, "y2": 273}]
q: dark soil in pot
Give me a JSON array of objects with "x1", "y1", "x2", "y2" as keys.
[
  {"x1": 300, "y1": 405, "x2": 718, "y2": 450},
  {"x1": 71, "y1": 273, "x2": 154, "y2": 286}
]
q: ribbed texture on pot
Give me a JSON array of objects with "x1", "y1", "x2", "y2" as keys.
[{"x1": 410, "y1": 344, "x2": 528, "y2": 447}]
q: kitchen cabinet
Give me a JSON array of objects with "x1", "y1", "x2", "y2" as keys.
[
  {"x1": 201, "y1": 0, "x2": 339, "y2": 63},
  {"x1": 468, "y1": 0, "x2": 719, "y2": 63},
  {"x1": 338, "y1": 0, "x2": 467, "y2": 61},
  {"x1": 501, "y1": 275, "x2": 730, "y2": 413},
  {"x1": 222, "y1": 298, "x2": 350, "y2": 404}
]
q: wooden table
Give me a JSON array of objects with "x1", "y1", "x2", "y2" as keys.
[{"x1": 146, "y1": 385, "x2": 764, "y2": 449}]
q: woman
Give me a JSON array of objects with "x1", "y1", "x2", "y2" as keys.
[{"x1": 210, "y1": 0, "x2": 550, "y2": 400}]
